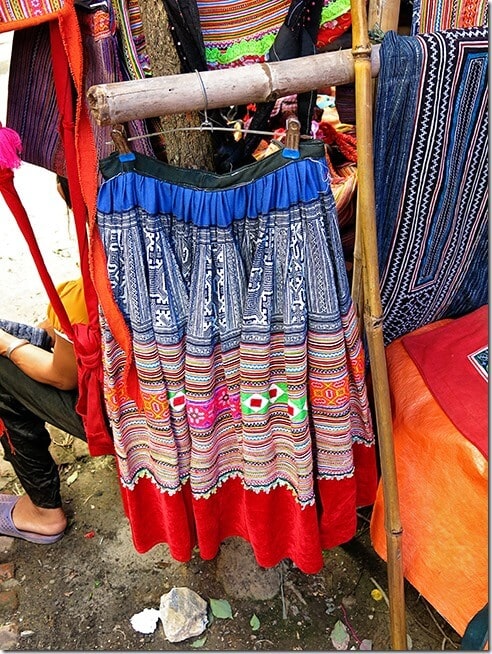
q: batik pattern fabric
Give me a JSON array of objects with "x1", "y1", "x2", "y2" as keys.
[
  {"x1": 96, "y1": 142, "x2": 377, "y2": 573},
  {"x1": 411, "y1": 0, "x2": 487, "y2": 34},
  {"x1": 374, "y1": 28, "x2": 488, "y2": 345}
]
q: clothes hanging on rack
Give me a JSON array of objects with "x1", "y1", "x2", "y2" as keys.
[
  {"x1": 95, "y1": 141, "x2": 377, "y2": 572},
  {"x1": 374, "y1": 27, "x2": 488, "y2": 345},
  {"x1": 160, "y1": 0, "x2": 351, "y2": 171},
  {"x1": 6, "y1": 2, "x2": 158, "y2": 177}
]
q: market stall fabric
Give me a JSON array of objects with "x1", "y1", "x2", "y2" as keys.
[
  {"x1": 95, "y1": 141, "x2": 378, "y2": 573},
  {"x1": 370, "y1": 306, "x2": 488, "y2": 636},
  {"x1": 374, "y1": 27, "x2": 488, "y2": 346},
  {"x1": 370, "y1": 24, "x2": 488, "y2": 638}
]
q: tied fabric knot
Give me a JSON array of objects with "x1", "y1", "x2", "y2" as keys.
[
  {"x1": 72, "y1": 322, "x2": 115, "y2": 457},
  {"x1": 73, "y1": 322, "x2": 103, "y2": 372}
]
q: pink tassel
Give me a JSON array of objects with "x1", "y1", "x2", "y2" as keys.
[{"x1": 0, "y1": 122, "x2": 22, "y2": 170}]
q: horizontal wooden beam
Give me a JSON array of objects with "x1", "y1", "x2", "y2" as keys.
[{"x1": 87, "y1": 45, "x2": 381, "y2": 126}]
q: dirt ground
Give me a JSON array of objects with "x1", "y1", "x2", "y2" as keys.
[{"x1": 0, "y1": 31, "x2": 464, "y2": 652}]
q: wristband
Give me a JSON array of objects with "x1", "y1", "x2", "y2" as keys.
[{"x1": 5, "y1": 339, "x2": 29, "y2": 359}]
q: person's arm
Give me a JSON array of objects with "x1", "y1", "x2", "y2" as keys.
[{"x1": 0, "y1": 327, "x2": 78, "y2": 391}]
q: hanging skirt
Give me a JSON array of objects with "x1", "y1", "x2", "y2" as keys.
[{"x1": 96, "y1": 141, "x2": 376, "y2": 573}]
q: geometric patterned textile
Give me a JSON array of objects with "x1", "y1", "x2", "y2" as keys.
[
  {"x1": 0, "y1": 0, "x2": 64, "y2": 31},
  {"x1": 411, "y1": 0, "x2": 488, "y2": 34},
  {"x1": 96, "y1": 141, "x2": 377, "y2": 571},
  {"x1": 374, "y1": 28, "x2": 488, "y2": 345},
  {"x1": 196, "y1": 0, "x2": 352, "y2": 69}
]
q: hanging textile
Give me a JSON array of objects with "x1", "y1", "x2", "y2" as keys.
[
  {"x1": 6, "y1": 25, "x2": 67, "y2": 177},
  {"x1": 6, "y1": 2, "x2": 157, "y2": 176},
  {"x1": 160, "y1": 0, "x2": 352, "y2": 171},
  {"x1": 411, "y1": 0, "x2": 488, "y2": 34},
  {"x1": 163, "y1": 0, "x2": 352, "y2": 71},
  {"x1": 95, "y1": 141, "x2": 377, "y2": 572},
  {"x1": 374, "y1": 27, "x2": 488, "y2": 345},
  {"x1": 78, "y1": 4, "x2": 157, "y2": 162},
  {"x1": 0, "y1": 0, "x2": 66, "y2": 30}
]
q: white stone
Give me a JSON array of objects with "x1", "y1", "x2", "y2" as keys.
[
  {"x1": 159, "y1": 587, "x2": 208, "y2": 643},
  {"x1": 130, "y1": 608, "x2": 160, "y2": 634}
]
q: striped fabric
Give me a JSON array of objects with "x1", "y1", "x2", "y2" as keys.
[
  {"x1": 6, "y1": 25, "x2": 67, "y2": 177},
  {"x1": 78, "y1": 6, "x2": 156, "y2": 163},
  {"x1": 0, "y1": 0, "x2": 64, "y2": 28},
  {"x1": 96, "y1": 142, "x2": 377, "y2": 570},
  {"x1": 374, "y1": 27, "x2": 488, "y2": 345},
  {"x1": 412, "y1": 0, "x2": 488, "y2": 34},
  {"x1": 197, "y1": 0, "x2": 351, "y2": 68}
]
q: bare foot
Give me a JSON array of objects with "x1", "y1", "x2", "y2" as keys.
[{"x1": 11, "y1": 494, "x2": 66, "y2": 536}]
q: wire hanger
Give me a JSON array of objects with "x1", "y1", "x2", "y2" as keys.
[{"x1": 108, "y1": 70, "x2": 305, "y2": 158}]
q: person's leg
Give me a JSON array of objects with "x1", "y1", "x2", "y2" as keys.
[{"x1": 0, "y1": 356, "x2": 86, "y2": 536}]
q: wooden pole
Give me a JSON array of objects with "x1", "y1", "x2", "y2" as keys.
[
  {"x1": 87, "y1": 46, "x2": 380, "y2": 126},
  {"x1": 351, "y1": 0, "x2": 407, "y2": 650},
  {"x1": 368, "y1": 0, "x2": 401, "y2": 34}
]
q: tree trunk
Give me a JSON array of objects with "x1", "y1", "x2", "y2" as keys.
[{"x1": 138, "y1": 0, "x2": 215, "y2": 169}]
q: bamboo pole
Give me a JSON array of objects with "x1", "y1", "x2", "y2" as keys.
[
  {"x1": 87, "y1": 46, "x2": 380, "y2": 126},
  {"x1": 351, "y1": 0, "x2": 407, "y2": 650}
]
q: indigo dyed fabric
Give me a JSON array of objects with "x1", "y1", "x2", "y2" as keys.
[
  {"x1": 374, "y1": 27, "x2": 488, "y2": 345},
  {"x1": 96, "y1": 142, "x2": 377, "y2": 572}
]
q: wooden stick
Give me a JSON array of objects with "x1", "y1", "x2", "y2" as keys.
[
  {"x1": 87, "y1": 46, "x2": 380, "y2": 126},
  {"x1": 350, "y1": 0, "x2": 407, "y2": 650}
]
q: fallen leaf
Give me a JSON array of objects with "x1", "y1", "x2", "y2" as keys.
[
  {"x1": 250, "y1": 614, "x2": 260, "y2": 631},
  {"x1": 330, "y1": 620, "x2": 350, "y2": 650},
  {"x1": 191, "y1": 636, "x2": 207, "y2": 648},
  {"x1": 359, "y1": 639, "x2": 373, "y2": 650},
  {"x1": 209, "y1": 598, "x2": 232, "y2": 619}
]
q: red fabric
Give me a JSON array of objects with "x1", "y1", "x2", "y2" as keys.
[
  {"x1": 316, "y1": 10, "x2": 352, "y2": 48},
  {"x1": 371, "y1": 330, "x2": 488, "y2": 636},
  {"x1": 118, "y1": 440, "x2": 377, "y2": 573},
  {"x1": 402, "y1": 305, "x2": 488, "y2": 459},
  {"x1": 0, "y1": 168, "x2": 73, "y2": 334},
  {"x1": 49, "y1": 20, "x2": 114, "y2": 456}
]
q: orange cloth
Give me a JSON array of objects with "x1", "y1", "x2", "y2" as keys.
[
  {"x1": 370, "y1": 319, "x2": 488, "y2": 636},
  {"x1": 47, "y1": 278, "x2": 89, "y2": 332}
]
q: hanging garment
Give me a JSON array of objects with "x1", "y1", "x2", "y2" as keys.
[
  {"x1": 6, "y1": 25, "x2": 67, "y2": 177},
  {"x1": 160, "y1": 0, "x2": 351, "y2": 171},
  {"x1": 374, "y1": 27, "x2": 488, "y2": 345},
  {"x1": 6, "y1": 3, "x2": 156, "y2": 176},
  {"x1": 163, "y1": 0, "x2": 351, "y2": 71},
  {"x1": 95, "y1": 141, "x2": 377, "y2": 573},
  {"x1": 0, "y1": 0, "x2": 65, "y2": 30}
]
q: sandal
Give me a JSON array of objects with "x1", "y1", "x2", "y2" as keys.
[{"x1": 0, "y1": 494, "x2": 64, "y2": 544}]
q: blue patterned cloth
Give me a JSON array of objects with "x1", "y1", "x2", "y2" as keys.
[
  {"x1": 0, "y1": 319, "x2": 52, "y2": 350},
  {"x1": 374, "y1": 28, "x2": 488, "y2": 345}
]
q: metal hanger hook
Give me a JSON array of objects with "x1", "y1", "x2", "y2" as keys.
[{"x1": 194, "y1": 70, "x2": 212, "y2": 130}]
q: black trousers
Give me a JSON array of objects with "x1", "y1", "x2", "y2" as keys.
[{"x1": 0, "y1": 356, "x2": 86, "y2": 508}]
